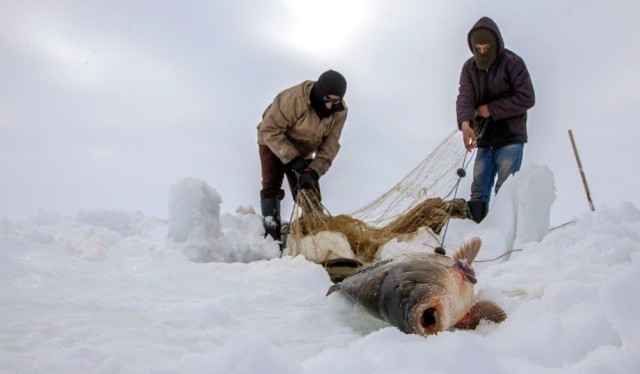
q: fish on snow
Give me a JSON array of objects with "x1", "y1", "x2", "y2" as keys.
[{"x1": 326, "y1": 237, "x2": 507, "y2": 336}]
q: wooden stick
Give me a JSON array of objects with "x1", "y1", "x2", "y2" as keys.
[{"x1": 568, "y1": 129, "x2": 595, "y2": 211}]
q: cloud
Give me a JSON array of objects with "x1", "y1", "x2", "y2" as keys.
[{"x1": 1, "y1": 0, "x2": 639, "y2": 225}]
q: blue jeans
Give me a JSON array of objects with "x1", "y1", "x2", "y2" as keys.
[{"x1": 470, "y1": 143, "x2": 524, "y2": 202}]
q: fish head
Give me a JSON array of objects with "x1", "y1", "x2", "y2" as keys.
[
  {"x1": 379, "y1": 263, "x2": 454, "y2": 336},
  {"x1": 404, "y1": 262, "x2": 477, "y2": 336}
]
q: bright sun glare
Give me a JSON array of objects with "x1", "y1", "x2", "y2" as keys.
[{"x1": 279, "y1": 0, "x2": 368, "y2": 56}]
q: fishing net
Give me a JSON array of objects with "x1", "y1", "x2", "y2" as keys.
[{"x1": 285, "y1": 130, "x2": 472, "y2": 266}]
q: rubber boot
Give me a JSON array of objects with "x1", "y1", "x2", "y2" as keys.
[
  {"x1": 481, "y1": 202, "x2": 489, "y2": 221},
  {"x1": 261, "y1": 197, "x2": 281, "y2": 242},
  {"x1": 467, "y1": 200, "x2": 489, "y2": 223}
]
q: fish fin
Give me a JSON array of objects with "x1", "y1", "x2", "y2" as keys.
[
  {"x1": 326, "y1": 284, "x2": 341, "y2": 296},
  {"x1": 454, "y1": 300, "x2": 507, "y2": 330},
  {"x1": 452, "y1": 237, "x2": 482, "y2": 264}
]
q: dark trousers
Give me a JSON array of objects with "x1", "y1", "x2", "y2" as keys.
[{"x1": 259, "y1": 145, "x2": 321, "y2": 201}]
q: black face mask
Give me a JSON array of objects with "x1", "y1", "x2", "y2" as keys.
[
  {"x1": 310, "y1": 86, "x2": 337, "y2": 119},
  {"x1": 309, "y1": 70, "x2": 347, "y2": 118}
]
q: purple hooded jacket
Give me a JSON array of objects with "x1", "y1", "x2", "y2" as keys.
[{"x1": 456, "y1": 17, "x2": 535, "y2": 148}]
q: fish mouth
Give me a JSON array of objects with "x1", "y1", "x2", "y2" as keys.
[{"x1": 410, "y1": 301, "x2": 444, "y2": 336}]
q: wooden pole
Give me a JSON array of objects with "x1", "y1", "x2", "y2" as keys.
[{"x1": 568, "y1": 129, "x2": 595, "y2": 211}]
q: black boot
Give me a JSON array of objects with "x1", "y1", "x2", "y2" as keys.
[
  {"x1": 467, "y1": 200, "x2": 489, "y2": 223},
  {"x1": 261, "y1": 197, "x2": 281, "y2": 242}
]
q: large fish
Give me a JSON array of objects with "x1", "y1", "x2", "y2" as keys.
[{"x1": 326, "y1": 237, "x2": 506, "y2": 336}]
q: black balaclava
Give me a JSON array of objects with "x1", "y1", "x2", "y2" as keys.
[
  {"x1": 310, "y1": 70, "x2": 347, "y2": 119},
  {"x1": 470, "y1": 28, "x2": 498, "y2": 70}
]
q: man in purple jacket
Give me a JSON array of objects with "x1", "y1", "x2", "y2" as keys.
[{"x1": 456, "y1": 17, "x2": 535, "y2": 222}]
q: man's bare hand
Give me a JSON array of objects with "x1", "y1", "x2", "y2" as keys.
[{"x1": 461, "y1": 121, "x2": 477, "y2": 151}]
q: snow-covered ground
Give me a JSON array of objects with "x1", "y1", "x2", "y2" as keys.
[{"x1": 1, "y1": 166, "x2": 639, "y2": 373}]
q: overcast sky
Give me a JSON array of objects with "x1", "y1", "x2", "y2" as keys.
[{"x1": 2, "y1": 0, "x2": 639, "y2": 225}]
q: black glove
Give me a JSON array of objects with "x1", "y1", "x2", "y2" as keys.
[
  {"x1": 298, "y1": 168, "x2": 319, "y2": 190},
  {"x1": 286, "y1": 156, "x2": 308, "y2": 174}
]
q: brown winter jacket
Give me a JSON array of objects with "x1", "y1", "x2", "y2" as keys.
[
  {"x1": 456, "y1": 17, "x2": 535, "y2": 148},
  {"x1": 257, "y1": 81, "x2": 348, "y2": 176}
]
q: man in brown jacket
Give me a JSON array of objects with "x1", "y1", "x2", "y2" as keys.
[{"x1": 257, "y1": 70, "x2": 348, "y2": 244}]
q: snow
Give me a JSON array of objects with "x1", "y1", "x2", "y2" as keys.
[{"x1": 2, "y1": 166, "x2": 639, "y2": 373}]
